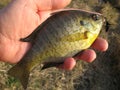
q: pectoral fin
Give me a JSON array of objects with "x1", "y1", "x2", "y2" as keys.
[{"x1": 62, "y1": 31, "x2": 88, "y2": 42}]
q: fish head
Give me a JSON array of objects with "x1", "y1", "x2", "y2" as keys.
[
  {"x1": 65, "y1": 9, "x2": 106, "y2": 47},
  {"x1": 75, "y1": 10, "x2": 105, "y2": 35}
]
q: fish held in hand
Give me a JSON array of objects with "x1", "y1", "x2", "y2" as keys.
[{"x1": 8, "y1": 9, "x2": 105, "y2": 89}]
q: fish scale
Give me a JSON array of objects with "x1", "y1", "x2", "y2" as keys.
[{"x1": 8, "y1": 9, "x2": 105, "y2": 89}]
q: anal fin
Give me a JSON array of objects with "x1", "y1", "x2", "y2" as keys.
[{"x1": 42, "y1": 62, "x2": 64, "y2": 70}]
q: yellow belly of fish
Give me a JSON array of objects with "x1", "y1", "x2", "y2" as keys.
[
  {"x1": 26, "y1": 31, "x2": 98, "y2": 71},
  {"x1": 41, "y1": 31, "x2": 98, "y2": 62}
]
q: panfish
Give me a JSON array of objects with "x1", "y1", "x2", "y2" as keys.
[{"x1": 8, "y1": 9, "x2": 105, "y2": 89}]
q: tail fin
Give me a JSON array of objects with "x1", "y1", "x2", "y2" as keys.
[{"x1": 8, "y1": 65, "x2": 30, "y2": 90}]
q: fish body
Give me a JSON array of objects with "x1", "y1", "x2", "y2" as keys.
[{"x1": 8, "y1": 9, "x2": 104, "y2": 89}]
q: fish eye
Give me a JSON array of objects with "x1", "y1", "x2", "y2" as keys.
[
  {"x1": 80, "y1": 21, "x2": 84, "y2": 25},
  {"x1": 91, "y1": 14, "x2": 100, "y2": 21}
]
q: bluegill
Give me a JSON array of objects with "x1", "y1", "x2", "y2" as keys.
[{"x1": 8, "y1": 9, "x2": 105, "y2": 89}]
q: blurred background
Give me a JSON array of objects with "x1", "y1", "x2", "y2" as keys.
[{"x1": 0, "y1": 0, "x2": 120, "y2": 90}]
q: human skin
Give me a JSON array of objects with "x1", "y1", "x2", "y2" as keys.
[{"x1": 0, "y1": 0, "x2": 108, "y2": 70}]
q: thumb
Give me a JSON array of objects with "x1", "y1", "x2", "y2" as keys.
[{"x1": 34, "y1": 0, "x2": 71, "y2": 10}]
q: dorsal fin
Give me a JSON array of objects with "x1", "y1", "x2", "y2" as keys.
[
  {"x1": 20, "y1": 23, "x2": 45, "y2": 42},
  {"x1": 20, "y1": 8, "x2": 101, "y2": 43},
  {"x1": 51, "y1": 8, "x2": 102, "y2": 16}
]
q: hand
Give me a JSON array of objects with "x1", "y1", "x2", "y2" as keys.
[
  {"x1": 0, "y1": 0, "x2": 108, "y2": 70},
  {"x1": 0, "y1": 0, "x2": 71, "y2": 63},
  {"x1": 58, "y1": 37, "x2": 108, "y2": 70}
]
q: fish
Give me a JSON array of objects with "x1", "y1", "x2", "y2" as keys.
[{"x1": 8, "y1": 9, "x2": 105, "y2": 89}]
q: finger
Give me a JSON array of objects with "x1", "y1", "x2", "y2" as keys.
[
  {"x1": 91, "y1": 37, "x2": 108, "y2": 51},
  {"x1": 37, "y1": 11, "x2": 52, "y2": 24},
  {"x1": 75, "y1": 49, "x2": 96, "y2": 63},
  {"x1": 34, "y1": 0, "x2": 71, "y2": 10},
  {"x1": 58, "y1": 49, "x2": 96, "y2": 70},
  {"x1": 58, "y1": 58, "x2": 76, "y2": 70}
]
